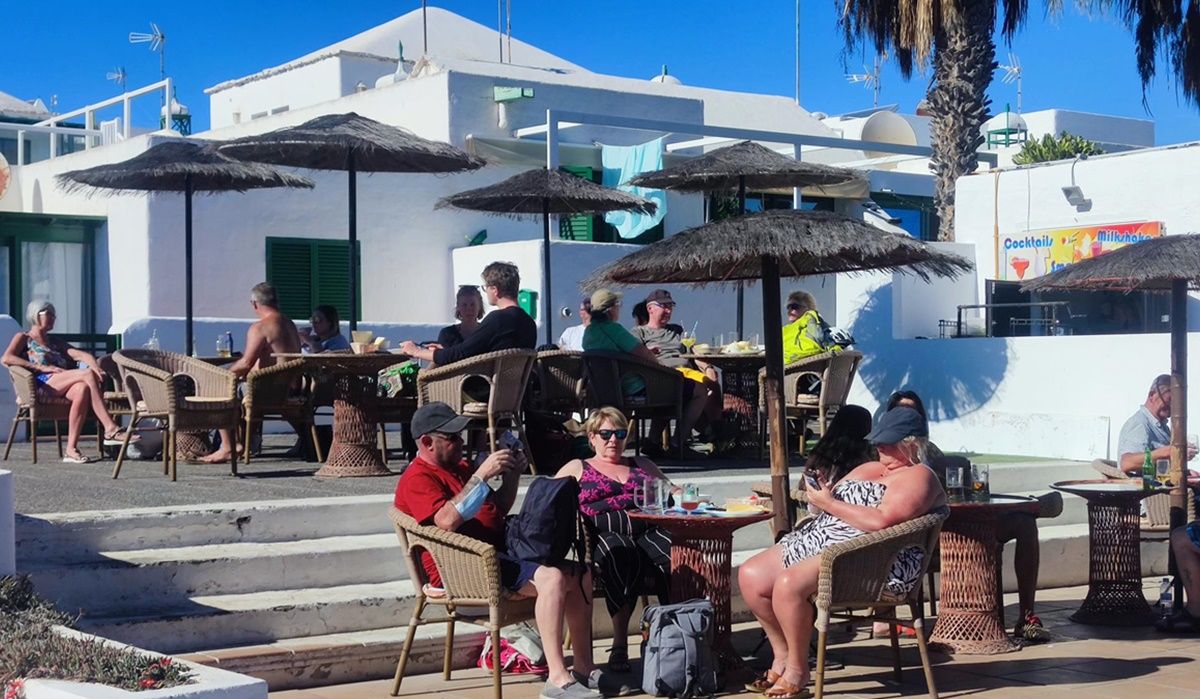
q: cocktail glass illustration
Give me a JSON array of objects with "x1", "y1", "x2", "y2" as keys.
[{"x1": 1011, "y1": 257, "x2": 1030, "y2": 279}]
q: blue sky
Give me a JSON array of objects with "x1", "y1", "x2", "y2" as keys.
[{"x1": 7, "y1": 1, "x2": 1200, "y2": 145}]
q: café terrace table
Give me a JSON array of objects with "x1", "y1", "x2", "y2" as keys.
[
  {"x1": 629, "y1": 508, "x2": 772, "y2": 671},
  {"x1": 682, "y1": 351, "x2": 765, "y2": 452},
  {"x1": 1051, "y1": 479, "x2": 1168, "y2": 626},
  {"x1": 276, "y1": 352, "x2": 410, "y2": 478},
  {"x1": 928, "y1": 494, "x2": 1040, "y2": 655}
]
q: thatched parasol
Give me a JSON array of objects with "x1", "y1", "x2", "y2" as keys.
[
  {"x1": 56, "y1": 139, "x2": 314, "y2": 354},
  {"x1": 219, "y1": 113, "x2": 485, "y2": 330},
  {"x1": 438, "y1": 168, "x2": 657, "y2": 345},
  {"x1": 1022, "y1": 234, "x2": 1198, "y2": 614},
  {"x1": 587, "y1": 209, "x2": 973, "y2": 536},
  {"x1": 627, "y1": 141, "x2": 866, "y2": 337}
]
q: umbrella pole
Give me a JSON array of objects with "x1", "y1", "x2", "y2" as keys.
[
  {"x1": 1170, "y1": 279, "x2": 1188, "y2": 611},
  {"x1": 736, "y1": 177, "x2": 746, "y2": 340},
  {"x1": 348, "y1": 153, "x2": 358, "y2": 332},
  {"x1": 542, "y1": 198, "x2": 552, "y2": 346},
  {"x1": 761, "y1": 255, "x2": 792, "y2": 537},
  {"x1": 184, "y1": 174, "x2": 194, "y2": 355}
]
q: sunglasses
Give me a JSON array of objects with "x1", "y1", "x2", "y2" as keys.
[
  {"x1": 430, "y1": 431, "x2": 463, "y2": 442},
  {"x1": 786, "y1": 303, "x2": 801, "y2": 311},
  {"x1": 596, "y1": 429, "x2": 629, "y2": 441}
]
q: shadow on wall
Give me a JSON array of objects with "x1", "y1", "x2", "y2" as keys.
[{"x1": 850, "y1": 282, "x2": 1010, "y2": 421}]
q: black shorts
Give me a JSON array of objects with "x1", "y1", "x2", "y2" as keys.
[{"x1": 497, "y1": 552, "x2": 540, "y2": 592}]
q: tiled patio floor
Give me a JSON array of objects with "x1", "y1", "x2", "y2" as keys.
[{"x1": 271, "y1": 581, "x2": 1199, "y2": 699}]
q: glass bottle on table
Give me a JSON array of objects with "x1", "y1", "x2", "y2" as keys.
[
  {"x1": 1143, "y1": 449, "x2": 1154, "y2": 491},
  {"x1": 216, "y1": 334, "x2": 232, "y2": 358}
]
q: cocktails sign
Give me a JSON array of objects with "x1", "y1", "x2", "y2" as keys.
[{"x1": 999, "y1": 221, "x2": 1163, "y2": 281}]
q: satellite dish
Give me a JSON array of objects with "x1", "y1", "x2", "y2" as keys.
[{"x1": 0, "y1": 152, "x2": 11, "y2": 202}]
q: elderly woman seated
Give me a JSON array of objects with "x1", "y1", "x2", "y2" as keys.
[
  {"x1": 2, "y1": 300, "x2": 136, "y2": 463},
  {"x1": 738, "y1": 406, "x2": 945, "y2": 698},
  {"x1": 556, "y1": 406, "x2": 672, "y2": 674}
]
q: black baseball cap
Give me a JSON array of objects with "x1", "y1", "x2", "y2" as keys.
[
  {"x1": 867, "y1": 406, "x2": 928, "y2": 445},
  {"x1": 411, "y1": 401, "x2": 471, "y2": 438}
]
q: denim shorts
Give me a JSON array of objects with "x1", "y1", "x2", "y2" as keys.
[
  {"x1": 1187, "y1": 521, "x2": 1200, "y2": 551},
  {"x1": 35, "y1": 374, "x2": 51, "y2": 385}
]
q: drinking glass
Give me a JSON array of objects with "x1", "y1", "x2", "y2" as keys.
[
  {"x1": 639, "y1": 478, "x2": 665, "y2": 513},
  {"x1": 1156, "y1": 458, "x2": 1171, "y2": 484},
  {"x1": 751, "y1": 333, "x2": 761, "y2": 349},
  {"x1": 216, "y1": 335, "x2": 231, "y2": 358},
  {"x1": 681, "y1": 483, "x2": 701, "y2": 512},
  {"x1": 715, "y1": 333, "x2": 725, "y2": 348},
  {"x1": 945, "y1": 466, "x2": 964, "y2": 503},
  {"x1": 1189, "y1": 434, "x2": 1199, "y2": 462},
  {"x1": 681, "y1": 331, "x2": 697, "y2": 353},
  {"x1": 971, "y1": 464, "x2": 990, "y2": 500}
]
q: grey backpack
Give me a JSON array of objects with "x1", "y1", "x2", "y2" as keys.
[{"x1": 640, "y1": 599, "x2": 718, "y2": 698}]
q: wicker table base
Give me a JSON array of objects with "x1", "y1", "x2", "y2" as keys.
[
  {"x1": 929, "y1": 495, "x2": 1040, "y2": 655},
  {"x1": 1053, "y1": 480, "x2": 1165, "y2": 626},
  {"x1": 685, "y1": 353, "x2": 765, "y2": 453},
  {"x1": 630, "y1": 510, "x2": 772, "y2": 671},
  {"x1": 316, "y1": 374, "x2": 392, "y2": 478},
  {"x1": 174, "y1": 431, "x2": 212, "y2": 459}
]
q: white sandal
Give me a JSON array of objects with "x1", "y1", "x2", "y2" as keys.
[{"x1": 62, "y1": 451, "x2": 95, "y2": 464}]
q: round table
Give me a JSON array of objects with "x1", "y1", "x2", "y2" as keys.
[
  {"x1": 1051, "y1": 479, "x2": 1168, "y2": 626},
  {"x1": 277, "y1": 353, "x2": 410, "y2": 478},
  {"x1": 682, "y1": 352, "x2": 765, "y2": 453},
  {"x1": 629, "y1": 509, "x2": 772, "y2": 670},
  {"x1": 928, "y1": 494, "x2": 1039, "y2": 655}
]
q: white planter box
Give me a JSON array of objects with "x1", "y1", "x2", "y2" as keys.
[
  {"x1": 19, "y1": 630, "x2": 265, "y2": 699},
  {"x1": 0, "y1": 469, "x2": 13, "y2": 577}
]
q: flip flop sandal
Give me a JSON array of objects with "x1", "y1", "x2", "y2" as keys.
[
  {"x1": 103, "y1": 428, "x2": 141, "y2": 446},
  {"x1": 745, "y1": 669, "x2": 782, "y2": 693},
  {"x1": 761, "y1": 677, "x2": 810, "y2": 699},
  {"x1": 62, "y1": 452, "x2": 95, "y2": 464}
]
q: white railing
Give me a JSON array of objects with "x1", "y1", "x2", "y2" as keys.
[{"x1": 5, "y1": 78, "x2": 173, "y2": 164}]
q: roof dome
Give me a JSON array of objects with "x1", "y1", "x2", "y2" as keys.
[
  {"x1": 649, "y1": 65, "x2": 681, "y2": 85},
  {"x1": 160, "y1": 97, "x2": 189, "y2": 117},
  {"x1": 985, "y1": 111, "x2": 1026, "y2": 131}
]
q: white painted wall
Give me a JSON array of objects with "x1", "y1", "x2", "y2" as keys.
[
  {"x1": 208, "y1": 58, "x2": 344, "y2": 130},
  {"x1": 0, "y1": 470, "x2": 13, "y2": 577},
  {"x1": 1017, "y1": 109, "x2": 1154, "y2": 149},
  {"x1": 892, "y1": 242, "x2": 979, "y2": 339}
]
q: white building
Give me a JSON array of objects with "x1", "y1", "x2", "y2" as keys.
[{"x1": 0, "y1": 6, "x2": 1175, "y2": 460}]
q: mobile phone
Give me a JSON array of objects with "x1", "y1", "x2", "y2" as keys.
[{"x1": 804, "y1": 472, "x2": 820, "y2": 489}]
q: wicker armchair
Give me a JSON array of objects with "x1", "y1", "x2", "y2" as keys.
[
  {"x1": 581, "y1": 350, "x2": 684, "y2": 458},
  {"x1": 813, "y1": 511, "x2": 946, "y2": 699},
  {"x1": 417, "y1": 349, "x2": 538, "y2": 472},
  {"x1": 532, "y1": 350, "x2": 585, "y2": 416},
  {"x1": 3, "y1": 366, "x2": 73, "y2": 463},
  {"x1": 388, "y1": 508, "x2": 537, "y2": 699},
  {"x1": 242, "y1": 358, "x2": 321, "y2": 463},
  {"x1": 111, "y1": 349, "x2": 240, "y2": 481},
  {"x1": 758, "y1": 350, "x2": 862, "y2": 456}
]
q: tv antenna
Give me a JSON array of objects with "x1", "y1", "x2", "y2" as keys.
[
  {"x1": 999, "y1": 53, "x2": 1023, "y2": 115},
  {"x1": 129, "y1": 23, "x2": 167, "y2": 82},
  {"x1": 846, "y1": 53, "x2": 884, "y2": 107},
  {"x1": 107, "y1": 66, "x2": 127, "y2": 92}
]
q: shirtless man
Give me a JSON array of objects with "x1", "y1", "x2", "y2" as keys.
[{"x1": 201, "y1": 282, "x2": 302, "y2": 464}]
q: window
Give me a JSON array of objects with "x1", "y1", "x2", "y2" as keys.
[
  {"x1": 870, "y1": 192, "x2": 939, "y2": 240},
  {"x1": 986, "y1": 280, "x2": 1170, "y2": 337},
  {"x1": 0, "y1": 213, "x2": 97, "y2": 333},
  {"x1": 270, "y1": 106, "x2": 289, "y2": 115},
  {"x1": 265, "y1": 237, "x2": 360, "y2": 322},
  {"x1": 558, "y1": 166, "x2": 665, "y2": 244}
]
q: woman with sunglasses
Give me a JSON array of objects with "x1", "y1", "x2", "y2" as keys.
[
  {"x1": 782, "y1": 290, "x2": 835, "y2": 364},
  {"x1": 555, "y1": 406, "x2": 672, "y2": 674}
]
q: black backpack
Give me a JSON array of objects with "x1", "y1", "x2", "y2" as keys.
[{"x1": 505, "y1": 476, "x2": 583, "y2": 564}]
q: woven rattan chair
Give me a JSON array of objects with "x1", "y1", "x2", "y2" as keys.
[
  {"x1": 3, "y1": 366, "x2": 72, "y2": 463},
  {"x1": 532, "y1": 350, "x2": 585, "y2": 416},
  {"x1": 111, "y1": 349, "x2": 240, "y2": 481},
  {"x1": 758, "y1": 350, "x2": 862, "y2": 456},
  {"x1": 813, "y1": 511, "x2": 946, "y2": 699},
  {"x1": 242, "y1": 358, "x2": 322, "y2": 464},
  {"x1": 388, "y1": 507, "x2": 537, "y2": 699},
  {"x1": 580, "y1": 350, "x2": 684, "y2": 458},
  {"x1": 377, "y1": 395, "x2": 418, "y2": 464},
  {"x1": 417, "y1": 349, "x2": 538, "y2": 472}
]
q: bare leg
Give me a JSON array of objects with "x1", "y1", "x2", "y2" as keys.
[
  {"x1": 563, "y1": 565, "x2": 597, "y2": 675},
  {"x1": 676, "y1": 393, "x2": 708, "y2": 446},
  {"x1": 64, "y1": 383, "x2": 89, "y2": 456},
  {"x1": 738, "y1": 545, "x2": 789, "y2": 677},
  {"x1": 997, "y1": 513, "x2": 1040, "y2": 616},
  {"x1": 43, "y1": 369, "x2": 119, "y2": 434},
  {"x1": 527, "y1": 565, "x2": 575, "y2": 688},
  {"x1": 200, "y1": 429, "x2": 235, "y2": 463},
  {"x1": 771, "y1": 556, "x2": 821, "y2": 688},
  {"x1": 1171, "y1": 527, "x2": 1200, "y2": 616}
]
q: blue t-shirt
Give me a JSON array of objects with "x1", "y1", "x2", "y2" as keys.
[{"x1": 1117, "y1": 405, "x2": 1171, "y2": 460}]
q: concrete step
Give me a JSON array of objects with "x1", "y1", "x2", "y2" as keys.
[
  {"x1": 78, "y1": 580, "x2": 419, "y2": 655},
  {"x1": 25, "y1": 533, "x2": 406, "y2": 616},
  {"x1": 15, "y1": 495, "x2": 396, "y2": 562}
]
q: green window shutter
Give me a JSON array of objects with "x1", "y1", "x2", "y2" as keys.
[
  {"x1": 559, "y1": 167, "x2": 598, "y2": 241},
  {"x1": 313, "y1": 240, "x2": 359, "y2": 323},
  {"x1": 265, "y1": 239, "x2": 313, "y2": 320}
]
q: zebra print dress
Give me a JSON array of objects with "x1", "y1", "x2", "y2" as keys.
[{"x1": 780, "y1": 479, "x2": 925, "y2": 596}]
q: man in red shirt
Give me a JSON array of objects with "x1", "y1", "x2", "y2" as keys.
[{"x1": 394, "y1": 402, "x2": 606, "y2": 699}]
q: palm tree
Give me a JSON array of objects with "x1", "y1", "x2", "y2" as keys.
[
  {"x1": 1082, "y1": 1, "x2": 1200, "y2": 107},
  {"x1": 840, "y1": 1, "x2": 1032, "y2": 241}
]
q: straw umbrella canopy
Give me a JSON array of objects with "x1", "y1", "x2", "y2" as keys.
[
  {"x1": 627, "y1": 141, "x2": 867, "y2": 337},
  {"x1": 1022, "y1": 234, "x2": 1200, "y2": 612},
  {"x1": 56, "y1": 139, "x2": 314, "y2": 354},
  {"x1": 437, "y1": 168, "x2": 658, "y2": 345},
  {"x1": 218, "y1": 113, "x2": 485, "y2": 330},
  {"x1": 586, "y1": 209, "x2": 973, "y2": 535}
]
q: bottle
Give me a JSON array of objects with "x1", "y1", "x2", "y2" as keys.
[
  {"x1": 146, "y1": 330, "x2": 160, "y2": 350},
  {"x1": 226, "y1": 331, "x2": 235, "y2": 355},
  {"x1": 1143, "y1": 448, "x2": 1155, "y2": 490},
  {"x1": 1158, "y1": 577, "x2": 1174, "y2": 609}
]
